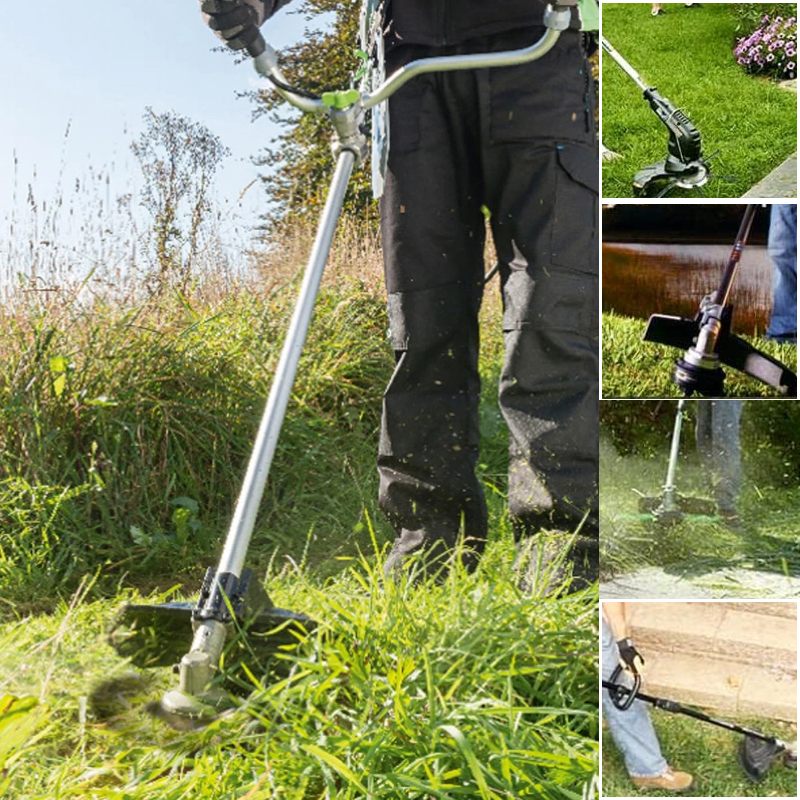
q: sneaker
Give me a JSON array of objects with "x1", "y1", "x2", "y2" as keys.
[
  {"x1": 651, "y1": 6, "x2": 664, "y2": 15},
  {"x1": 631, "y1": 766, "x2": 694, "y2": 792}
]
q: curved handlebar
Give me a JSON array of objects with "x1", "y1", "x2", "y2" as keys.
[
  {"x1": 361, "y1": 28, "x2": 561, "y2": 109},
  {"x1": 252, "y1": 3, "x2": 573, "y2": 114}
]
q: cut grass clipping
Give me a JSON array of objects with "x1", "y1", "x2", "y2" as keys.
[{"x1": 601, "y1": 3, "x2": 797, "y2": 198}]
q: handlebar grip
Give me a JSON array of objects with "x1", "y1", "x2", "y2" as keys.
[{"x1": 246, "y1": 29, "x2": 266, "y2": 58}]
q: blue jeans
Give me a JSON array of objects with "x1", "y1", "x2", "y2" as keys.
[
  {"x1": 766, "y1": 204, "x2": 797, "y2": 341},
  {"x1": 694, "y1": 400, "x2": 743, "y2": 514},
  {"x1": 601, "y1": 620, "x2": 668, "y2": 778}
]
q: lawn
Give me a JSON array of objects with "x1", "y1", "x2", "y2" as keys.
[
  {"x1": 601, "y1": 3, "x2": 797, "y2": 198},
  {"x1": 601, "y1": 312, "x2": 797, "y2": 398},
  {"x1": 602, "y1": 711, "x2": 797, "y2": 797}
]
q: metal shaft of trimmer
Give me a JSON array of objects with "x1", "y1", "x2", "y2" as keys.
[
  {"x1": 661, "y1": 398, "x2": 685, "y2": 510},
  {"x1": 693, "y1": 203, "x2": 758, "y2": 358},
  {"x1": 714, "y1": 203, "x2": 758, "y2": 309},
  {"x1": 601, "y1": 36, "x2": 650, "y2": 92},
  {"x1": 179, "y1": 149, "x2": 357, "y2": 695}
]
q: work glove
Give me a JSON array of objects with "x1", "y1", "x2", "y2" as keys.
[
  {"x1": 616, "y1": 637, "x2": 645, "y2": 675},
  {"x1": 201, "y1": 0, "x2": 268, "y2": 56}
]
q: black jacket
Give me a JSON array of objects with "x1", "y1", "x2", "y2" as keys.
[
  {"x1": 266, "y1": 1, "x2": 580, "y2": 48},
  {"x1": 386, "y1": 0, "x2": 574, "y2": 47}
]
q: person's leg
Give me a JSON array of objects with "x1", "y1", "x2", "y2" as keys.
[
  {"x1": 651, "y1": 3, "x2": 663, "y2": 14},
  {"x1": 694, "y1": 400, "x2": 712, "y2": 461},
  {"x1": 479, "y1": 28, "x2": 599, "y2": 591},
  {"x1": 766, "y1": 203, "x2": 797, "y2": 342},
  {"x1": 710, "y1": 399, "x2": 743, "y2": 517},
  {"x1": 378, "y1": 45, "x2": 488, "y2": 577},
  {"x1": 601, "y1": 620, "x2": 669, "y2": 778}
]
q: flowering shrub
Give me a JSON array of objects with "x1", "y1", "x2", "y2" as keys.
[{"x1": 734, "y1": 14, "x2": 797, "y2": 79}]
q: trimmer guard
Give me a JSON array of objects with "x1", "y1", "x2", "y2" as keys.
[
  {"x1": 644, "y1": 314, "x2": 797, "y2": 396},
  {"x1": 633, "y1": 159, "x2": 710, "y2": 196},
  {"x1": 109, "y1": 601, "x2": 314, "y2": 669},
  {"x1": 638, "y1": 494, "x2": 717, "y2": 518},
  {"x1": 740, "y1": 736, "x2": 788, "y2": 783}
]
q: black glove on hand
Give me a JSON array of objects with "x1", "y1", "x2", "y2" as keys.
[
  {"x1": 616, "y1": 637, "x2": 645, "y2": 674},
  {"x1": 201, "y1": 0, "x2": 268, "y2": 56}
]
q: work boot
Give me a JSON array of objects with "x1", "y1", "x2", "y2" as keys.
[
  {"x1": 513, "y1": 532, "x2": 598, "y2": 596},
  {"x1": 631, "y1": 766, "x2": 694, "y2": 793},
  {"x1": 383, "y1": 525, "x2": 482, "y2": 584},
  {"x1": 719, "y1": 507, "x2": 742, "y2": 531}
]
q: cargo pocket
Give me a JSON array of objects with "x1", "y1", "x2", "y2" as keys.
[
  {"x1": 487, "y1": 31, "x2": 591, "y2": 145},
  {"x1": 502, "y1": 269, "x2": 597, "y2": 335},
  {"x1": 386, "y1": 76, "x2": 429, "y2": 156},
  {"x1": 550, "y1": 144, "x2": 598, "y2": 273}
]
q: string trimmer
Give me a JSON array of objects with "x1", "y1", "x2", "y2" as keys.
[
  {"x1": 108, "y1": 1, "x2": 582, "y2": 725},
  {"x1": 601, "y1": 35, "x2": 715, "y2": 197},
  {"x1": 634, "y1": 399, "x2": 716, "y2": 526},
  {"x1": 643, "y1": 203, "x2": 797, "y2": 397},
  {"x1": 604, "y1": 666, "x2": 797, "y2": 783}
]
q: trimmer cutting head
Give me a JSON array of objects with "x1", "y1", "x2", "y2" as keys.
[
  {"x1": 633, "y1": 158, "x2": 711, "y2": 198},
  {"x1": 108, "y1": 589, "x2": 315, "y2": 727},
  {"x1": 740, "y1": 736, "x2": 795, "y2": 782},
  {"x1": 109, "y1": 600, "x2": 314, "y2": 670},
  {"x1": 637, "y1": 494, "x2": 717, "y2": 526}
]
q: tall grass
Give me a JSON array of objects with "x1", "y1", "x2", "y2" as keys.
[
  {"x1": 0, "y1": 149, "x2": 598, "y2": 800},
  {"x1": 0, "y1": 556, "x2": 598, "y2": 799},
  {"x1": 0, "y1": 273, "x2": 396, "y2": 607}
]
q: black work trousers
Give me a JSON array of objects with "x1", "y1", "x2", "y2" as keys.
[{"x1": 378, "y1": 28, "x2": 598, "y2": 569}]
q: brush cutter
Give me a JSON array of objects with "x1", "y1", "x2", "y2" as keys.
[
  {"x1": 108, "y1": 1, "x2": 582, "y2": 725},
  {"x1": 643, "y1": 203, "x2": 797, "y2": 398},
  {"x1": 601, "y1": 36, "x2": 715, "y2": 197},
  {"x1": 604, "y1": 666, "x2": 797, "y2": 782},
  {"x1": 635, "y1": 399, "x2": 716, "y2": 525}
]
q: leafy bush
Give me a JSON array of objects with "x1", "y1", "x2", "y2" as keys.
[
  {"x1": 730, "y1": 3, "x2": 797, "y2": 32},
  {"x1": 734, "y1": 12, "x2": 797, "y2": 79}
]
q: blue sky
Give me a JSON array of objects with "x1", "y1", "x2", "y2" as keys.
[{"x1": 0, "y1": 2, "x2": 310, "y2": 250}]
